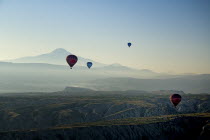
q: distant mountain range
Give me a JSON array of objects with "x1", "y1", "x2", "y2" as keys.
[
  {"x1": 3, "y1": 48, "x2": 197, "y2": 77},
  {"x1": 7, "y1": 48, "x2": 105, "y2": 67},
  {"x1": 0, "y1": 48, "x2": 209, "y2": 93},
  {"x1": 2, "y1": 48, "x2": 167, "y2": 78}
]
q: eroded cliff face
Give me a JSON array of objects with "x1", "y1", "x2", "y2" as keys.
[
  {"x1": 0, "y1": 117, "x2": 209, "y2": 140},
  {"x1": 0, "y1": 95, "x2": 210, "y2": 132},
  {"x1": 0, "y1": 92, "x2": 210, "y2": 140}
]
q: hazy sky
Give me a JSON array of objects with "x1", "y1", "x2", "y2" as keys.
[{"x1": 0, "y1": 0, "x2": 210, "y2": 74}]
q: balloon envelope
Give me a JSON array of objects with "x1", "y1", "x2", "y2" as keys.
[
  {"x1": 170, "y1": 94, "x2": 182, "y2": 107},
  {"x1": 87, "y1": 62, "x2": 93, "y2": 69},
  {"x1": 66, "y1": 55, "x2": 78, "y2": 69},
  {"x1": 128, "y1": 42, "x2": 132, "y2": 47}
]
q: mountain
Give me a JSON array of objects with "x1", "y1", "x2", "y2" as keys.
[
  {"x1": 4, "y1": 48, "x2": 188, "y2": 79},
  {"x1": 95, "y1": 63, "x2": 162, "y2": 78},
  {"x1": 5, "y1": 48, "x2": 166, "y2": 76},
  {"x1": 7, "y1": 48, "x2": 105, "y2": 67}
]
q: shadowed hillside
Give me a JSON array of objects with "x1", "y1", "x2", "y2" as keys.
[{"x1": 0, "y1": 113, "x2": 209, "y2": 140}]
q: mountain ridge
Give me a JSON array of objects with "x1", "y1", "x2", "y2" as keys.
[{"x1": 6, "y1": 48, "x2": 106, "y2": 67}]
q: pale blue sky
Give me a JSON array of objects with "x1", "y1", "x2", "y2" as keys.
[{"x1": 0, "y1": 0, "x2": 210, "y2": 73}]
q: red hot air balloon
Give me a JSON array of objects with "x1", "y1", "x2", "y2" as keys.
[
  {"x1": 66, "y1": 55, "x2": 78, "y2": 69},
  {"x1": 170, "y1": 94, "x2": 182, "y2": 107}
]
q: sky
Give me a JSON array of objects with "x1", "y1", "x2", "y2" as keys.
[{"x1": 0, "y1": 0, "x2": 210, "y2": 74}]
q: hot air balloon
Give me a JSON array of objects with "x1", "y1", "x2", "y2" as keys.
[
  {"x1": 170, "y1": 94, "x2": 182, "y2": 107},
  {"x1": 128, "y1": 42, "x2": 132, "y2": 47},
  {"x1": 87, "y1": 62, "x2": 93, "y2": 69},
  {"x1": 66, "y1": 55, "x2": 78, "y2": 69}
]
